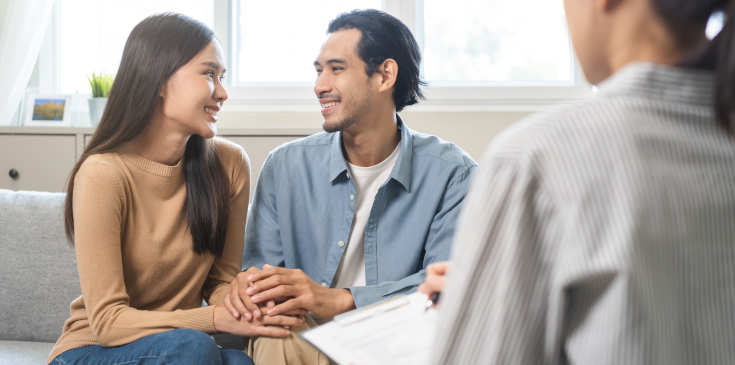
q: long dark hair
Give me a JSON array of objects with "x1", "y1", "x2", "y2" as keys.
[
  {"x1": 64, "y1": 13, "x2": 230, "y2": 256},
  {"x1": 327, "y1": 9, "x2": 425, "y2": 112},
  {"x1": 652, "y1": 0, "x2": 735, "y2": 134}
]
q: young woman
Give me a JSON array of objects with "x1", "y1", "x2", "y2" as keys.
[
  {"x1": 430, "y1": 0, "x2": 735, "y2": 364},
  {"x1": 48, "y1": 13, "x2": 303, "y2": 365}
]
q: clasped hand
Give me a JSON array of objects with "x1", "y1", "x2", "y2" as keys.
[
  {"x1": 224, "y1": 264, "x2": 356, "y2": 323},
  {"x1": 213, "y1": 304, "x2": 300, "y2": 338}
]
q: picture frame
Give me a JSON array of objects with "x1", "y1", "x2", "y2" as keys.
[{"x1": 23, "y1": 94, "x2": 74, "y2": 127}]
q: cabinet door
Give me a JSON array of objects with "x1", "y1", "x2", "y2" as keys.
[
  {"x1": 0, "y1": 135, "x2": 77, "y2": 192},
  {"x1": 223, "y1": 136, "x2": 306, "y2": 201}
]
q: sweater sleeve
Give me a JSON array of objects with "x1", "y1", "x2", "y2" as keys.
[
  {"x1": 72, "y1": 161, "x2": 216, "y2": 348},
  {"x1": 204, "y1": 147, "x2": 251, "y2": 306}
]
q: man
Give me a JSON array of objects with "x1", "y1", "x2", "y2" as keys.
[{"x1": 225, "y1": 9, "x2": 476, "y2": 364}]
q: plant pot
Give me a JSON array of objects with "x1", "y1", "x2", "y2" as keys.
[{"x1": 88, "y1": 97, "x2": 107, "y2": 127}]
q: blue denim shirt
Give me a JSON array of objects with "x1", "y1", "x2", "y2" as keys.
[{"x1": 243, "y1": 117, "x2": 477, "y2": 308}]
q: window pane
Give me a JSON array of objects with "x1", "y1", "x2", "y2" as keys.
[
  {"x1": 423, "y1": 0, "x2": 571, "y2": 84},
  {"x1": 237, "y1": 0, "x2": 381, "y2": 83},
  {"x1": 59, "y1": 0, "x2": 214, "y2": 94}
]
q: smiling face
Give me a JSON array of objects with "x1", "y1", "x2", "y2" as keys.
[
  {"x1": 314, "y1": 28, "x2": 375, "y2": 133},
  {"x1": 158, "y1": 40, "x2": 228, "y2": 139}
]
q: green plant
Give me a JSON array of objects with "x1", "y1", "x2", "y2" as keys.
[{"x1": 87, "y1": 72, "x2": 115, "y2": 98}]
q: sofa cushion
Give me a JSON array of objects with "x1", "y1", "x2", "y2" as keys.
[
  {"x1": 0, "y1": 340, "x2": 55, "y2": 365},
  {"x1": 0, "y1": 190, "x2": 80, "y2": 344}
]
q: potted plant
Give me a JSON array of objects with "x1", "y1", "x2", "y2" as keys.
[{"x1": 87, "y1": 72, "x2": 114, "y2": 126}]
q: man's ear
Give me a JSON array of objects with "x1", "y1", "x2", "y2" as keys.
[{"x1": 378, "y1": 59, "x2": 398, "y2": 93}]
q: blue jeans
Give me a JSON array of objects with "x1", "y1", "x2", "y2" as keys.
[{"x1": 50, "y1": 329, "x2": 253, "y2": 365}]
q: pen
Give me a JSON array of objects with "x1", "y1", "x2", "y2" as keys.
[{"x1": 425, "y1": 292, "x2": 441, "y2": 312}]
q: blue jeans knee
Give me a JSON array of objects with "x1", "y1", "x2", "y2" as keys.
[
  {"x1": 158, "y1": 329, "x2": 220, "y2": 362},
  {"x1": 50, "y1": 329, "x2": 253, "y2": 365}
]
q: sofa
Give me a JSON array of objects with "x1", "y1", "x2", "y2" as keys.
[{"x1": 0, "y1": 189, "x2": 245, "y2": 364}]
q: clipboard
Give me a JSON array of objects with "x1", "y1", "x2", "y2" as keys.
[{"x1": 300, "y1": 292, "x2": 439, "y2": 365}]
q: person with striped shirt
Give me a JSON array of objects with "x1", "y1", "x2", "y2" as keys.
[{"x1": 429, "y1": 0, "x2": 735, "y2": 364}]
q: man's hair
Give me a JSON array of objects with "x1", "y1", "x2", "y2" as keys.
[{"x1": 327, "y1": 9, "x2": 425, "y2": 112}]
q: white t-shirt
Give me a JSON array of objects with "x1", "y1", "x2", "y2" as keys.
[{"x1": 332, "y1": 141, "x2": 401, "y2": 290}]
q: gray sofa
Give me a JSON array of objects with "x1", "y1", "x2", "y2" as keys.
[{"x1": 0, "y1": 189, "x2": 245, "y2": 364}]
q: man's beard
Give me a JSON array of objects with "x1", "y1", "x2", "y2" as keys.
[{"x1": 322, "y1": 93, "x2": 371, "y2": 133}]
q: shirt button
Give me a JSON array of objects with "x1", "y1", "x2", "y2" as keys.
[
  {"x1": 321, "y1": 282, "x2": 328, "y2": 288},
  {"x1": 338, "y1": 240, "x2": 345, "y2": 247},
  {"x1": 346, "y1": 172, "x2": 350, "y2": 179},
  {"x1": 350, "y1": 194, "x2": 354, "y2": 201}
]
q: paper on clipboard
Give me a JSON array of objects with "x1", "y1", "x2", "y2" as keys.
[{"x1": 300, "y1": 292, "x2": 439, "y2": 365}]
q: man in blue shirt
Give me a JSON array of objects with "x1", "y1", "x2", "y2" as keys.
[{"x1": 224, "y1": 9, "x2": 476, "y2": 364}]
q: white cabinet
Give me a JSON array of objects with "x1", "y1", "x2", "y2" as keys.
[
  {"x1": 0, "y1": 127, "x2": 320, "y2": 196},
  {"x1": 0, "y1": 134, "x2": 77, "y2": 192}
]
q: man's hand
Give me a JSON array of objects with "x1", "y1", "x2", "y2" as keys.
[
  {"x1": 418, "y1": 261, "x2": 451, "y2": 310},
  {"x1": 246, "y1": 267, "x2": 356, "y2": 318},
  {"x1": 224, "y1": 266, "x2": 263, "y2": 320}
]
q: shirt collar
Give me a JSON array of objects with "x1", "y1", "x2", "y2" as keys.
[
  {"x1": 598, "y1": 62, "x2": 715, "y2": 106},
  {"x1": 329, "y1": 115, "x2": 413, "y2": 192},
  {"x1": 390, "y1": 115, "x2": 413, "y2": 192}
]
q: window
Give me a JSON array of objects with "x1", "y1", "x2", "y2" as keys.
[
  {"x1": 230, "y1": 0, "x2": 574, "y2": 86},
  {"x1": 226, "y1": 0, "x2": 589, "y2": 111},
  {"x1": 422, "y1": 0, "x2": 572, "y2": 85},
  {"x1": 58, "y1": 0, "x2": 214, "y2": 94},
  {"x1": 42, "y1": 0, "x2": 592, "y2": 113},
  {"x1": 234, "y1": 0, "x2": 381, "y2": 84}
]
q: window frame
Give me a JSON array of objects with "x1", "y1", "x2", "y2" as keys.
[
  {"x1": 38, "y1": 0, "x2": 593, "y2": 113},
  {"x1": 223, "y1": 0, "x2": 592, "y2": 112}
]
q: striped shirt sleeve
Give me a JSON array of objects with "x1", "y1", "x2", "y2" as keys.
[{"x1": 431, "y1": 151, "x2": 562, "y2": 364}]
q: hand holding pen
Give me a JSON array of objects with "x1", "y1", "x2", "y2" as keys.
[{"x1": 418, "y1": 261, "x2": 451, "y2": 311}]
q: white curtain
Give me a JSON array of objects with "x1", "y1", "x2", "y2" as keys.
[{"x1": 0, "y1": 0, "x2": 56, "y2": 126}]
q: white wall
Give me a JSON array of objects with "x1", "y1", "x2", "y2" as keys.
[{"x1": 216, "y1": 111, "x2": 532, "y2": 163}]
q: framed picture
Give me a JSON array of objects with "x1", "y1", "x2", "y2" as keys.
[{"x1": 23, "y1": 94, "x2": 74, "y2": 127}]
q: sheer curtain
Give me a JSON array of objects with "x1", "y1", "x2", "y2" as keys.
[{"x1": 0, "y1": 0, "x2": 55, "y2": 126}]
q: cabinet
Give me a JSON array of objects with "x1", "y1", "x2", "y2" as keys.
[
  {"x1": 1, "y1": 127, "x2": 321, "y2": 198},
  {"x1": 0, "y1": 134, "x2": 77, "y2": 192}
]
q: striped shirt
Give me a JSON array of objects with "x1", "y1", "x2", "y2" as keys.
[{"x1": 432, "y1": 63, "x2": 735, "y2": 365}]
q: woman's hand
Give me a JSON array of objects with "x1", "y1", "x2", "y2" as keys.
[
  {"x1": 213, "y1": 305, "x2": 303, "y2": 337},
  {"x1": 224, "y1": 266, "x2": 265, "y2": 320},
  {"x1": 418, "y1": 262, "x2": 451, "y2": 309}
]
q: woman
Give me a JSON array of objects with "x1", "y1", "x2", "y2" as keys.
[
  {"x1": 430, "y1": 0, "x2": 735, "y2": 364},
  {"x1": 48, "y1": 13, "x2": 303, "y2": 365}
]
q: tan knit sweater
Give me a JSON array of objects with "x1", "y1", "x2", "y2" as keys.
[{"x1": 48, "y1": 138, "x2": 250, "y2": 363}]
